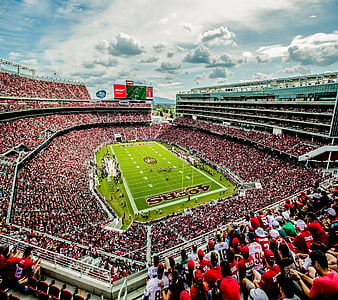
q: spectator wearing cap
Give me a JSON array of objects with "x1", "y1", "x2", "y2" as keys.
[
  {"x1": 185, "y1": 260, "x2": 196, "y2": 287},
  {"x1": 190, "y1": 269, "x2": 209, "y2": 300},
  {"x1": 272, "y1": 219, "x2": 287, "y2": 239},
  {"x1": 291, "y1": 250, "x2": 338, "y2": 299},
  {"x1": 255, "y1": 227, "x2": 270, "y2": 251},
  {"x1": 241, "y1": 248, "x2": 281, "y2": 300},
  {"x1": 247, "y1": 232, "x2": 264, "y2": 271},
  {"x1": 196, "y1": 249, "x2": 210, "y2": 273},
  {"x1": 256, "y1": 249, "x2": 281, "y2": 300},
  {"x1": 249, "y1": 288, "x2": 269, "y2": 300},
  {"x1": 306, "y1": 213, "x2": 329, "y2": 249},
  {"x1": 238, "y1": 245, "x2": 255, "y2": 299},
  {"x1": 269, "y1": 229, "x2": 287, "y2": 249},
  {"x1": 144, "y1": 263, "x2": 169, "y2": 300},
  {"x1": 205, "y1": 240, "x2": 220, "y2": 266},
  {"x1": 249, "y1": 212, "x2": 260, "y2": 231},
  {"x1": 324, "y1": 208, "x2": 338, "y2": 248},
  {"x1": 219, "y1": 260, "x2": 240, "y2": 300},
  {"x1": 281, "y1": 212, "x2": 296, "y2": 237},
  {"x1": 203, "y1": 252, "x2": 222, "y2": 289},
  {"x1": 292, "y1": 220, "x2": 314, "y2": 254}
]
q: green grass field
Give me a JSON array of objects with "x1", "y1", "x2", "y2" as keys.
[
  {"x1": 96, "y1": 141, "x2": 235, "y2": 226},
  {"x1": 111, "y1": 141, "x2": 227, "y2": 213}
]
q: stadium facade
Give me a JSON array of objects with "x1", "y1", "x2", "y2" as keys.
[
  {"x1": 176, "y1": 72, "x2": 338, "y2": 167},
  {"x1": 177, "y1": 73, "x2": 338, "y2": 139}
]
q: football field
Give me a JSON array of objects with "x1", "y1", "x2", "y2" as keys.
[{"x1": 110, "y1": 141, "x2": 227, "y2": 213}]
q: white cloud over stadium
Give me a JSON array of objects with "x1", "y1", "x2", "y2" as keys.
[{"x1": 0, "y1": 0, "x2": 337, "y2": 100}]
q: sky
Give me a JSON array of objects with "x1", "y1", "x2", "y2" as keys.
[{"x1": 0, "y1": 0, "x2": 337, "y2": 102}]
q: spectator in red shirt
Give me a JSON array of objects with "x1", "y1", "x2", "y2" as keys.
[
  {"x1": 257, "y1": 210, "x2": 270, "y2": 231},
  {"x1": 0, "y1": 245, "x2": 21, "y2": 287},
  {"x1": 219, "y1": 260, "x2": 240, "y2": 300},
  {"x1": 238, "y1": 245, "x2": 255, "y2": 300},
  {"x1": 255, "y1": 227, "x2": 270, "y2": 251},
  {"x1": 291, "y1": 250, "x2": 338, "y2": 299},
  {"x1": 249, "y1": 212, "x2": 260, "y2": 230},
  {"x1": 190, "y1": 269, "x2": 208, "y2": 300},
  {"x1": 196, "y1": 249, "x2": 210, "y2": 273},
  {"x1": 14, "y1": 247, "x2": 41, "y2": 284},
  {"x1": 306, "y1": 213, "x2": 329, "y2": 249},
  {"x1": 203, "y1": 252, "x2": 222, "y2": 290},
  {"x1": 292, "y1": 220, "x2": 314, "y2": 254}
]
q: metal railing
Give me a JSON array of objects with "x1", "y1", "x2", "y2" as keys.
[{"x1": 0, "y1": 234, "x2": 111, "y2": 285}]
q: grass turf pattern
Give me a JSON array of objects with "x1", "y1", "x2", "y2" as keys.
[{"x1": 111, "y1": 141, "x2": 227, "y2": 213}]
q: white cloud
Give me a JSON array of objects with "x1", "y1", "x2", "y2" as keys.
[
  {"x1": 200, "y1": 26, "x2": 235, "y2": 45},
  {"x1": 184, "y1": 45, "x2": 212, "y2": 64},
  {"x1": 107, "y1": 33, "x2": 144, "y2": 56},
  {"x1": 256, "y1": 31, "x2": 338, "y2": 66}
]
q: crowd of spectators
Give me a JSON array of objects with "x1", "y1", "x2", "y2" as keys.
[
  {"x1": 1, "y1": 118, "x2": 331, "y2": 282},
  {"x1": 144, "y1": 181, "x2": 338, "y2": 299},
  {"x1": 0, "y1": 72, "x2": 90, "y2": 99},
  {"x1": 0, "y1": 98, "x2": 151, "y2": 112},
  {"x1": 173, "y1": 117, "x2": 326, "y2": 157},
  {"x1": 0, "y1": 112, "x2": 152, "y2": 154}
]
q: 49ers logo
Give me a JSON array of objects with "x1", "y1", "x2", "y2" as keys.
[
  {"x1": 143, "y1": 157, "x2": 157, "y2": 164},
  {"x1": 146, "y1": 184, "x2": 210, "y2": 205}
]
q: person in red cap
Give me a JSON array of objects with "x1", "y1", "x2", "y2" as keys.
[
  {"x1": 241, "y1": 249, "x2": 281, "y2": 300},
  {"x1": 203, "y1": 252, "x2": 222, "y2": 290},
  {"x1": 205, "y1": 240, "x2": 220, "y2": 265},
  {"x1": 144, "y1": 263, "x2": 169, "y2": 300},
  {"x1": 249, "y1": 212, "x2": 260, "y2": 230},
  {"x1": 196, "y1": 249, "x2": 210, "y2": 273},
  {"x1": 219, "y1": 260, "x2": 240, "y2": 300},
  {"x1": 190, "y1": 269, "x2": 209, "y2": 300},
  {"x1": 238, "y1": 245, "x2": 255, "y2": 299},
  {"x1": 292, "y1": 220, "x2": 314, "y2": 254},
  {"x1": 256, "y1": 249, "x2": 281, "y2": 300}
]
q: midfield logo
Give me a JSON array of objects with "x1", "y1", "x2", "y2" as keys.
[
  {"x1": 143, "y1": 157, "x2": 157, "y2": 164},
  {"x1": 146, "y1": 184, "x2": 210, "y2": 205}
]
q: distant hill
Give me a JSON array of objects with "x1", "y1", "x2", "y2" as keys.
[{"x1": 153, "y1": 96, "x2": 175, "y2": 105}]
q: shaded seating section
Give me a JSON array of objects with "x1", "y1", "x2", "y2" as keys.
[{"x1": 173, "y1": 116, "x2": 326, "y2": 157}]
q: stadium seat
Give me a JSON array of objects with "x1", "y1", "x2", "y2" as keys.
[
  {"x1": 48, "y1": 280, "x2": 61, "y2": 299},
  {"x1": 60, "y1": 284, "x2": 73, "y2": 300},
  {"x1": 0, "y1": 290, "x2": 9, "y2": 300},
  {"x1": 8, "y1": 295, "x2": 21, "y2": 300}
]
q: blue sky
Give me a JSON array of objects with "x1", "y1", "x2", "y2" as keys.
[{"x1": 0, "y1": 0, "x2": 337, "y2": 101}]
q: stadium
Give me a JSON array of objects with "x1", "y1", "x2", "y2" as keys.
[{"x1": 1, "y1": 60, "x2": 338, "y2": 300}]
